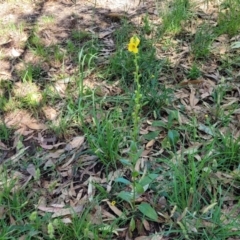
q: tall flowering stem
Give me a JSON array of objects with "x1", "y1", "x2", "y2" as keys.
[
  {"x1": 128, "y1": 36, "x2": 142, "y2": 143},
  {"x1": 132, "y1": 55, "x2": 142, "y2": 142},
  {"x1": 128, "y1": 36, "x2": 142, "y2": 208}
]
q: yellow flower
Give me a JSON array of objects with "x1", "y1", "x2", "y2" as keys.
[
  {"x1": 111, "y1": 200, "x2": 116, "y2": 206},
  {"x1": 130, "y1": 36, "x2": 140, "y2": 47},
  {"x1": 128, "y1": 36, "x2": 140, "y2": 54},
  {"x1": 128, "y1": 43, "x2": 139, "y2": 53}
]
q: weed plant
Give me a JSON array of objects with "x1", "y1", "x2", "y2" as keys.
[
  {"x1": 187, "y1": 63, "x2": 201, "y2": 79},
  {"x1": 1, "y1": 0, "x2": 240, "y2": 239},
  {"x1": 107, "y1": 22, "x2": 162, "y2": 85},
  {"x1": 83, "y1": 109, "x2": 126, "y2": 169},
  {"x1": 191, "y1": 24, "x2": 214, "y2": 59},
  {"x1": 216, "y1": 0, "x2": 240, "y2": 37},
  {"x1": 19, "y1": 64, "x2": 44, "y2": 83},
  {"x1": 158, "y1": 0, "x2": 191, "y2": 35},
  {"x1": 142, "y1": 76, "x2": 173, "y2": 117},
  {"x1": 0, "y1": 122, "x2": 12, "y2": 141},
  {"x1": 27, "y1": 34, "x2": 49, "y2": 58}
]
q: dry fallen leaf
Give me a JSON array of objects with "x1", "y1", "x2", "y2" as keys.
[
  {"x1": 44, "y1": 149, "x2": 65, "y2": 159},
  {"x1": 59, "y1": 153, "x2": 75, "y2": 169},
  {"x1": 101, "y1": 208, "x2": 116, "y2": 220},
  {"x1": 142, "y1": 219, "x2": 150, "y2": 231},
  {"x1": 135, "y1": 236, "x2": 165, "y2": 240},
  {"x1": 0, "y1": 141, "x2": 8, "y2": 150},
  {"x1": 37, "y1": 205, "x2": 84, "y2": 218},
  {"x1": 26, "y1": 164, "x2": 36, "y2": 177},
  {"x1": 146, "y1": 139, "x2": 155, "y2": 149},
  {"x1": 5, "y1": 147, "x2": 29, "y2": 163},
  {"x1": 105, "y1": 200, "x2": 124, "y2": 217},
  {"x1": 135, "y1": 236, "x2": 150, "y2": 240},
  {"x1": 54, "y1": 82, "x2": 67, "y2": 96},
  {"x1": 42, "y1": 106, "x2": 58, "y2": 120},
  {"x1": 61, "y1": 218, "x2": 72, "y2": 224},
  {"x1": 88, "y1": 176, "x2": 95, "y2": 202},
  {"x1": 11, "y1": 48, "x2": 23, "y2": 57},
  {"x1": 189, "y1": 88, "x2": 199, "y2": 108},
  {"x1": 98, "y1": 29, "x2": 115, "y2": 39},
  {"x1": 65, "y1": 136, "x2": 85, "y2": 151},
  {"x1": 26, "y1": 122, "x2": 47, "y2": 130},
  {"x1": 40, "y1": 142, "x2": 65, "y2": 150}
]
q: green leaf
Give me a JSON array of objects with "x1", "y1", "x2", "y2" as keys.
[
  {"x1": 138, "y1": 203, "x2": 158, "y2": 222},
  {"x1": 132, "y1": 171, "x2": 140, "y2": 178},
  {"x1": 114, "y1": 177, "x2": 131, "y2": 185},
  {"x1": 167, "y1": 110, "x2": 179, "y2": 128},
  {"x1": 129, "y1": 218, "x2": 136, "y2": 232},
  {"x1": 135, "y1": 183, "x2": 144, "y2": 194},
  {"x1": 139, "y1": 174, "x2": 158, "y2": 186},
  {"x1": 167, "y1": 130, "x2": 180, "y2": 145},
  {"x1": 161, "y1": 137, "x2": 171, "y2": 149},
  {"x1": 143, "y1": 131, "x2": 160, "y2": 140},
  {"x1": 151, "y1": 121, "x2": 166, "y2": 128},
  {"x1": 168, "y1": 110, "x2": 179, "y2": 122},
  {"x1": 119, "y1": 159, "x2": 132, "y2": 166},
  {"x1": 129, "y1": 142, "x2": 143, "y2": 164},
  {"x1": 118, "y1": 191, "x2": 132, "y2": 203}
]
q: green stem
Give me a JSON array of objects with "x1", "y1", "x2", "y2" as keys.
[
  {"x1": 132, "y1": 176, "x2": 136, "y2": 209},
  {"x1": 131, "y1": 53, "x2": 142, "y2": 210},
  {"x1": 132, "y1": 54, "x2": 142, "y2": 142}
]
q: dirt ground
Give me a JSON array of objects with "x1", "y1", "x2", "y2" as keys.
[
  {"x1": 0, "y1": 0, "x2": 156, "y2": 147},
  {"x1": 0, "y1": 0, "x2": 240, "y2": 239}
]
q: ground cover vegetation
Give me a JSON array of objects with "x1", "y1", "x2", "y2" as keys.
[{"x1": 0, "y1": 0, "x2": 240, "y2": 239}]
